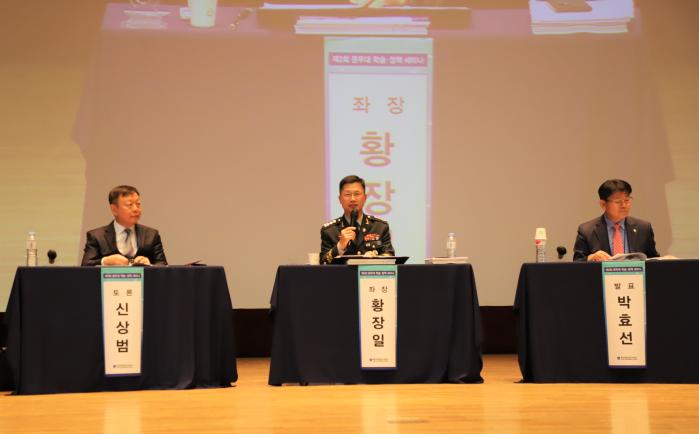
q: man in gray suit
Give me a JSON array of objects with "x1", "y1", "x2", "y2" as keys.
[
  {"x1": 573, "y1": 179, "x2": 659, "y2": 262},
  {"x1": 81, "y1": 185, "x2": 167, "y2": 266}
]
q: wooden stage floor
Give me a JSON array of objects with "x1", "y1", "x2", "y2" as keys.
[{"x1": 1, "y1": 355, "x2": 698, "y2": 433}]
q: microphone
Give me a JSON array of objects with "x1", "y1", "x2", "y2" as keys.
[
  {"x1": 556, "y1": 246, "x2": 567, "y2": 260},
  {"x1": 47, "y1": 249, "x2": 57, "y2": 264},
  {"x1": 348, "y1": 210, "x2": 359, "y2": 253},
  {"x1": 350, "y1": 209, "x2": 358, "y2": 230}
]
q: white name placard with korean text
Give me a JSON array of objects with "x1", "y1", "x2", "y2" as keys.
[
  {"x1": 602, "y1": 261, "x2": 646, "y2": 367},
  {"x1": 358, "y1": 265, "x2": 397, "y2": 369},
  {"x1": 101, "y1": 267, "x2": 144, "y2": 376},
  {"x1": 325, "y1": 37, "x2": 433, "y2": 261}
]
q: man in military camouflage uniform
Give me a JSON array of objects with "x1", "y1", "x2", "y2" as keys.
[{"x1": 320, "y1": 175, "x2": 395, "y2": 264}]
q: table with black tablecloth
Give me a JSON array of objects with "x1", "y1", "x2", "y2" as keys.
[
  {"x1": 515, "y1": 260, "x2": 699, "y2": 383},
  {"x1": 268, "y1": 264, "x2": 482, "y2": 385},
  {"x1": 4, "y1": 266, "x2": 237, "y2": 395}
]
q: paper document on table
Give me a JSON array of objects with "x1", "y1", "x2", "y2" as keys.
[
  {"x1": 529, "y1": 0, "x2": 634, "y2": 35},
  {"x1": 425, "y1": 256, "x2": 469, "y2": 264},
  {"x1": 331, "y1": 255, "x2": 409, "y2": 265},
  {"x1": 645, "y1": 255, "x2": 680, "y2": 261},
  {"x1": 608, "y1": 252, "x2": 647, "y2": 261},
  {"x1": 296, "y1": 15, "x2": 429, "y2": 35},
  {"x1": 263, "y1": 3, "x2": 362, "y2": 10}
]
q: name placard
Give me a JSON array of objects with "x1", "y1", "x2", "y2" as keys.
[
  {"x1": 358, "y1": 265, "x2": 397, "y2": 369},
  {"x1": 602, "y1": 261, "x2": 646, "y2": 367},
  {"x1": 101, "y1": 267, "x2": 144, "y2": 376}
]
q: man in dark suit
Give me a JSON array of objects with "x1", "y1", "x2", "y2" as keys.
[
  {"x1": 81, "y1": 185, "x2": 167, "y2": 266},
  {"x1": 320, "y1": 175, "x2": 395, "y2": 264},
  {"x1": 573, "y1": 179, "x2": 659, "y2": 261}
]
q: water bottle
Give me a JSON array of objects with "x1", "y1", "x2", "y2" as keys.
[
  {"x1": 446, "y1": 232, "x2": 457, "y2": 258},
  {"x1": 26, "y1": 231, "x2": 38, "y2": 266},
  {"x1": 535, "y1": 227, "x2": 547, "y2": 263}
]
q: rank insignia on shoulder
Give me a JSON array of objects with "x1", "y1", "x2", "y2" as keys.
[
  {"x1": 322, "y1": 218, "x2": 339, "y2": 228},
  {"x1": 367, "y1": 214, "x2": 387, "y2": 223}
]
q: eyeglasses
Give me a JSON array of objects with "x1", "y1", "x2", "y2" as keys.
[
  {"x1": 342, "y1": 192, "x2": 364, "y2": 199},
  {"x1": 606, "y1": 197, "x2": 633, "y2": 206}
]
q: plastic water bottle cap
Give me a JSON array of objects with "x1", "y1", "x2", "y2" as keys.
[{"x1": 534, "y1": 227, "x2": 547, "y2": 240}]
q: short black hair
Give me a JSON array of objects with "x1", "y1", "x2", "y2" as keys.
[
  {"x1": 339, "y1": 175, "x2": 365, "y2": 193},
  {"x1": 598, "y1": 179, "x2": 632, "y2": 201},
  {"x1": 108, "y1": 185, "x2": 140, "y2": 205}
]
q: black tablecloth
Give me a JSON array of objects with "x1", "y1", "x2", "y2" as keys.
[
  {"x1": 515, "y1": 260, "x2": 699, "y2": 383},
  {"x1": 268, "y1": 264, "x2": 482, "y2": 385},
  {"x1": 4, "y1": 266, "x2": 238, "y2": 395}
]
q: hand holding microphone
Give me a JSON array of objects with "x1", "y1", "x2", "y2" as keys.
[{"x1": 339, "y1": 210, "x2": 359, "y2": 250}]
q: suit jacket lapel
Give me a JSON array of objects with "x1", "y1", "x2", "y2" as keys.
[
  {"x1": 105, "y1": 222, "x2": 118, "y2": 254},
  {"x1": 595, "y1": 216, "x2": 611, "y2": 255},
  {"x1": 626, "y1": 217, "x2": 638, "y2": 253},
  {"x1": 135, "y1": 224, "x2": 144, "y2": 256}
]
